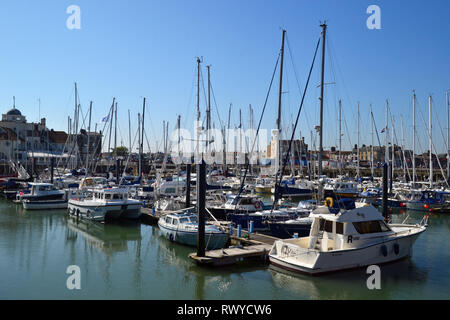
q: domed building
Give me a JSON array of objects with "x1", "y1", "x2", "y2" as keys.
[{"x1": 2, "y1": 107, "x2": 26, "y2": 122}]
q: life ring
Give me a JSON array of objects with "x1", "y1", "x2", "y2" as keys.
[
  {"x1": 381, "y1": 245, "x2": 388, "y2": 257},
  {"x1": 393, "y1": 243, "x2": 400, "y2": 255},
  {"x1": 325, "y1": 197, "x2": 334, "y2": 208},
  {"x1": 254, "y1": 201, "x2": 261, "y2": 210}
]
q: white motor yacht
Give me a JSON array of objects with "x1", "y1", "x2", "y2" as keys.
[
  {"x1": 268, "y1": 203, "x2": 428, "y2": 275},
  {"x1": 68, "y1": 187, "x2": 141, "y2": 222}
]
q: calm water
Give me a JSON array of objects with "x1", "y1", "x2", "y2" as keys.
[{"x1": 1, "y1": 199, "x2": 449, "y2": 300}]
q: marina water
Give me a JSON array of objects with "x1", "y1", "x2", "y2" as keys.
[{"x1": 1, "y1": 199, "x2": 449, "y2": 300}]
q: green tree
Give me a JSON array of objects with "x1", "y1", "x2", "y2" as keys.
[{"x1": 112, "y1": 146, "x2": 129, "y2": 157}]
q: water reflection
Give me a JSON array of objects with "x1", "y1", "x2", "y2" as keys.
[{"x1": 66, "y1": 216, "x2": 141, "y2": 255}]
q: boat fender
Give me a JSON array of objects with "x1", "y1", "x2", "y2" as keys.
[
  {"x1": 169, "y1": 233, "x2": 174, "y2": 242},
  {"x1": 325, "y1": 197, "x2": 333, "y2": 208},
  {"x1": 393, "y1": 243, "x2": 400, "y2": 255},
  {"x1": 381, "y1": 245, "x2": 388, "y2": 257}
]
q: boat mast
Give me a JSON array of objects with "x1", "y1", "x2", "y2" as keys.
[
  {"x1": 85, "y1": 101, "x2": 92, "y2": 175},
  {"x1": 412, "y1": 90, "x2": 416, "y2": 187},
  {"x1": 276, "y1": 29, "x2": 286, "y2": 178},
  {"x1": 128, "y1": 109, "x2": 131, "y2": 157},
  {"x1": 391, "y1": 114, "x2": 395, "y2": 183},
  {"x1": 385, "y1": 99, "x2": 389, "y2": 164},
  {"x1": 318, "y1": 22, "x2": 327, "y2": 177},
  {"x1": 370, "y1": 104, "x2": 374, "y2": 177},
  {"x1": 447, "y1": 90, "x2": 449, "y2": 183},
  {"x1": 206, "y1": 65, "x2": 211, "y2": 160},
  {"x1": 429, "y1": 95, "x2": 433, "y2": 188},
  {"x1": 357, "y1": 101, "x2": 360, "y2": 180},
  {"x1": 339, "y1": 99, "x2": 342, "y2": 175},
  {"x1": 196, "y1": 57, "x2": 201, "y2": 162},
  {"x1": 141, "y1": 97, "x2": 146, "y2": 181},
  {"x1": 138, "y1": 113, "x2": 141, "y2": 179}
]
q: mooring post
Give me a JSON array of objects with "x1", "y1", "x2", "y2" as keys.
[
  {"x1": 197, "y1": 160, "x2": 206, "y2": 257},
  {"x1": 186, "y1": 164, "x2": 191, "y2": 208},
  {"x1": 382, "y1": 162, "x2": 388, "y2": 222}
]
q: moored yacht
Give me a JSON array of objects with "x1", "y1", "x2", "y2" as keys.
[
  {"x1": 68, "y1": 187, "x2": 142, "y2": 222},
  {"x1": 268, "y1": 203, "x2": 428, "y2": 275},
  {"x1": 158, "y1": 211, "x2": 229, "y2": 250}
]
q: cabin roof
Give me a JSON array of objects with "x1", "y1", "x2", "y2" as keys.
[{"x1": 313, "y1": 205, "x2": 383, "y2": 223}]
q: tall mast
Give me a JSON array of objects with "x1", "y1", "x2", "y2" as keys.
[
  {"x1": 339, "y1": 99, "x2": 342, "y2": 175},
  {"x1": 318, "y1": 22, "x2": 327, "y2": 177},
  {"x1": 74, "y1": 83, "x2": 78, "y2": 169},
  {"x1": 401, "y1": 116, "x2": 406, "y2": 179},
  {"x1": 447, "y1": 90, "x2": 449, "y2": 182},
  {"x1": 370, "y1": 104, "x2": 374, "y2": 177},
  {"x1": 357, "y1": 101, "x2": 360, "y2": 180},
  {"x1": 429, "y1": 95, "x2": 433, "y2": 188},
  {"x1": 114, "y1": 102, "x2": 118, "y2": 161},
  {"x1": 196, "y1": 57, "x2": 201, "y2": 161},
  {"x1": 141, "y1": 97, "x2": 146, "y2": 179},
  {"x1": 138, "y1": 113, "x2": 141, "y2": 178},
  {"x1": 276, "y1": 29, "x2": 286, "y2": 177},
  {"x1": 412, "y1": 91, "x2": 416, "y2": 186},
  {"x1": 206, "y1": 65, "x2": 211, "y2": 158},
  {"x1": 128, "y1": 109, "x2": 131, "y2": 156},
  {"x1": 85, "y1": 101, "x2": 92, "y2": 175},
  {"x1": 391, "y1": 114, "x2": 395, "y2": 183},
  {"x1": 385, "y1": 99, "x2": 389, "y2": 164}
]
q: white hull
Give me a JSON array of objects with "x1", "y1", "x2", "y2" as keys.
[
  {"x1": 269, "y1": 230, "x2": 423, "y2": 275},
  {"x1": 68, "y1": 201, "x2": 142, "y2": 221},
  {"x1": 23, "y1": 200, "x2": 68, "y2": 210}
]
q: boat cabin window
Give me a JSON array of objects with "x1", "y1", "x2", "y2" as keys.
[
  {"x1": 113, "y1": 194, "x2": 122, "y2": 200},
  {"x1": 179, "y1": 217, "x2": 189, "y2": 224},
  {"x1": 336, "y1": 222, "x2": 344, "y2": 234},
  {"x1": 166, "y1": 217, "x2": 173, "y2": 224},
  {"x1": 173, "y1": 219, "x2": 179, "y2": 226},
  {"x1": 189, "y1": 216, "x2": 198, "y2": 223},
  {"x1": 319, "y1": 219, "x2": 344, "y2": 234},
  {"x1": 240, "y1": 198, "x2": 253, "y2": 205},
  {"x1": 165, "y1": 187, "x2": 176, "y2": 194},
  {"x1": 319, "y1": 219, "x2": 333, "y2": 233},
  {"x1": 104, "y1": 193, "x2": 112, "y2": 200},
  {"x1": 353, "y1": 220, "x2": 390, "y2": 234}
]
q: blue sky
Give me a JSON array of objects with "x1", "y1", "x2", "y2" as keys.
[{"x1": 0, "y1": 0, "x2": 448, "y2": 154}]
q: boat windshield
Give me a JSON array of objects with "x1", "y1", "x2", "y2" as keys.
[{"x1": 189, "y1": 216, "x2": 198, "y2": 223}]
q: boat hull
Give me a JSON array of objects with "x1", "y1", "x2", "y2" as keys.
[
  {"x1": 158, "y1": 223, "x2": 229, "y2": 250},
  {"x1": 23, "y1": 200, "x2": 68, "y2": 210}
]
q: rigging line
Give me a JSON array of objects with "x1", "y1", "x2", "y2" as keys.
[
  {"x1": 233, "y1": 52, "x2": 281, "y2": 213},
  {"x1": 120, "y1": 126, "x2": 140, "y2": 183},
  {"x1": 286, "y1": 34, "x2": 312, "y2": 133},
  {"x1": 341, "y1": 107, "x2": 352, "y2": 149},
  {"x1": 209, "y1": 77, "x2": 224, "y2": 130},
  {"x1": 434, "y1": 106, "x2": 449, "y2": 152},
  {"x1": 272, "y1": 37, "x2": 321, "y2": 212},
  {"x1": 371, "y1": 109, "x2": 382, "y2": 148},
  {"x1": 417, "y1": 102, "x2": 449, "y2": 186},
  {"x1": 327, "y1": 32, "x2": 355, "y2": 122}
]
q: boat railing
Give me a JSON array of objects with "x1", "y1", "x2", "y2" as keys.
[{"x1": 401, "y1": 215, "x2": 410, "y2": 224}]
